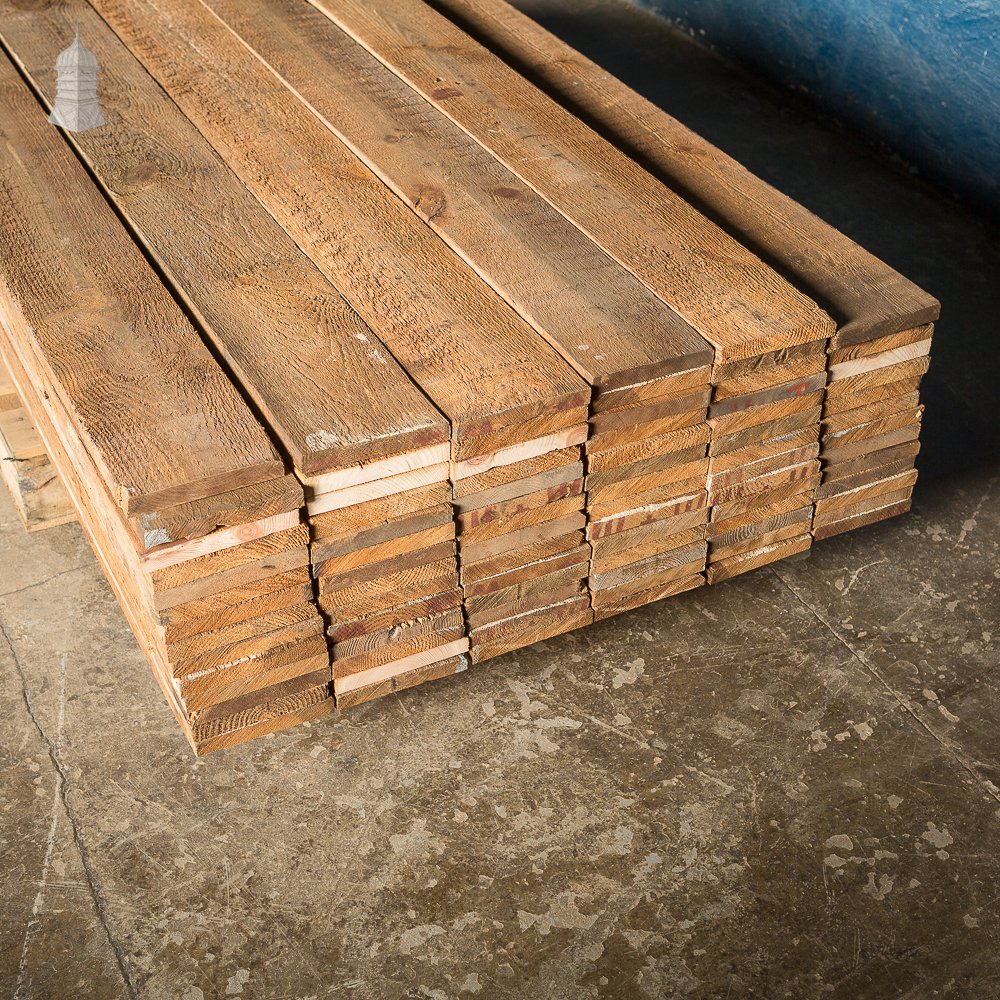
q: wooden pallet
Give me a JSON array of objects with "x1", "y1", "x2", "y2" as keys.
[{"x1": 0, "y1": 356, "x2": 74, "y2": 532}]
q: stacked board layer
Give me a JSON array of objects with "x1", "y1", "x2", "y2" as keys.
[{"x1": 0, "y1": 0, "x2": 937, "y2": 754}]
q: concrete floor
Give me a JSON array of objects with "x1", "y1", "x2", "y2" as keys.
[{"x1": 2, "y1": 1, "x2": 999, "y2": 997}]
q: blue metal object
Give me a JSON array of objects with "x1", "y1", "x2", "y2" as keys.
[{"x1": 635, "y1": 0, "x2": 1000, "y2": 216}]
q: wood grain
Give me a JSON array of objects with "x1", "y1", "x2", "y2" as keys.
[
  {"x1": 84, "y1": 0, "x2": 587, "y2": 441},
  {"x1": 710, "y1": 474, "x2": 821, "y2": 523},
  {"x1": 0, "y1": 54, "x2": 281, "y2": 517},
  {"x1": 812, "y1": 499, "x2": 912, "y2": 541},
  {"x1": 708, "y1": 505, "x2": 812, "y2": 551},
  {"x1": 814, "y1": 470, "x2": 918, "y2": 521},
  {"x1": 706, "y1": 533, "x2": 812, "y2": 584},
  {"x1": 307, "y1": 0, "x2": 836, "y2": 364},
  {"x1": 328, "y1": 588, "x2": 463, "y2": 643},
  {"x1": 593, "y1": 556, "x2": 704, "y2": 605},
  {"x1": 148, "y1": 524, "x2": 309, "y2": 589},
  {"x1": 591, "y1": 524, "x2": 706, "y2": 576},
  {"x1": 332, "y1": 611, "x2": 465, "y2": 678},
  {"x1": 333, "y1": 639, "x2": 469, "y2": 696},
  {"x1": 711, "y1": 406, "x2": 823, "y2": 458},
  {"x1": 588, "y1": 492, "x2": 707, "y2": 539},
  {"x1": 590, "y1": 507, "x2": 709, "y2": 560},
  {"x1": 707, "y1": 490, "x2": 814, "y2": 538},
  {"x1": 813, "y1": 485, "x2": 914, "y2": 530},
  {"x1": 591, "y1": 366, "x2": 710, "y2": 414},
  {"x1": 202, "y1": 0, "x2": 714, "y2": 387},
  {"x1": 592, "y1": 572, "x2": 702, "y2": 621},
  {"x1": 469, "y1": 594, "x2": 592, "y2": 663},
  {"x1": 335, "y1": 653, "x2": 468, "y2": 709},
  {"x1": 310, "y1": 483, "x2": 452, "y2": 537},
  {"x1": 312, "y1": 505, "x2": 453, "y2": 562},
  {"x1": 430, "y1": 0, "x2": 939, "y2": 346},
  {"x1": 463, "y1": 547, "x2": 589, "y2": 599},
  {"x1": 0, "y1": 358, "x2": 74, "y2": 531},
  {"x1": 459, "y1": 531, "x2": 585, "y2": 586},
  {"x1": 827, "y1": 325, "x2": 933, "y2": 365},
  {"x1": 821, "y1": 391, "x2": 921, "y2": 436},
  {"x1": 710, "y1": 426, "x2": 819, "y2": 475},
  {"x1": 0, "y1": 0, "x2": 450, "y2": 478},
  {"x1": 815, "y1": 453, "x2": 920, "y2": 499}
]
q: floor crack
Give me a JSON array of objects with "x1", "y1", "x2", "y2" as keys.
[
  {"x1": 0, "y1": 616, "x2": 140, "y2": 999},
  {"x1": 769, "y1": 566, "x2": 1000, "y2": 806},
  {"x1": 0, "y1": 564, "x2": 90, "y2": 600}
]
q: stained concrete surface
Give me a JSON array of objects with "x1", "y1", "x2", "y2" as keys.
[{"x1": 1, "y1": 1, "x2": 999, "y2": 997}]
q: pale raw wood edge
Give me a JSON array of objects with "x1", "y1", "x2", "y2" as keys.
[
  {"x1": 595, "y1": 363, "x2": 708, "y2": 398},
  {"x1": 298, "y1": 441, "x2": 451, "y2": 495},
  {"x1": 453, "y1": 425, "x2": 587, "y2": 480},
  {"x1": 827, "y1": 339, "x2": 932, "y2": 382},
  {"x1": 139, "y1": 510, "x2": 302, "y2": 573},
  {"x1": 333, "y1": 637, "x2": 469, "y2": 695},
  {"x1": 589, "y1": 492, "x2": 704, "y2": 528},
  {"x1": 306, "y1": 463, "x2": 450, "y2": 516}
]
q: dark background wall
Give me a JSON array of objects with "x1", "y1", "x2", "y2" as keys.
[{"x1": 632, "y1": 0, "x2": 1000, "y2": 217}]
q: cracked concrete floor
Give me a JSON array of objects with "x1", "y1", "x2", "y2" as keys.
[{"x1": 2, "y1": 1, "x2": 999, "y2": 997}]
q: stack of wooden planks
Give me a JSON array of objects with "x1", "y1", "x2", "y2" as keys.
[
  {"x1": 814, "y1": 323, "x2": 931, "y2": 539},
  {"x1": 0, "y1": 356, "x2": 74, "y2": 532},
  {"x1": 210, "y1": 0, "x2": 717, "y2": 628},
  {"x1": 429, "y1": 0, "x2": 938, "y2": 546},
  {"x1": 306, "y1": 450, "x2": 467, "y2": 707},
  {"x1": 1, "y1": 0, "x2": 471, "y2": 709},
  {"x1": 0, "y1": 60, "x2": 330, "y2": 753},
  {"x1": 704, "y1": 339, "x2": 827, "y2": 583},
  {"x1": 74, "y1": 0, "x2": 598, "y2": 667},
  {"x1": 0, "y1": 0, "x2": 938, "y2": 753},
  {"x1": 300, "y1": 0, "x2": 835, "y2": 600}
]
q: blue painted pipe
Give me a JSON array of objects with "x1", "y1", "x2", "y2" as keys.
[{"x1": 635, "y1": 0, "x2": 1000, "y2": 216}]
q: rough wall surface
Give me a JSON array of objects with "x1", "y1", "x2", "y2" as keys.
[{"x1": 634, "y1": 0, "x2": 1000, "y2": 215}]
